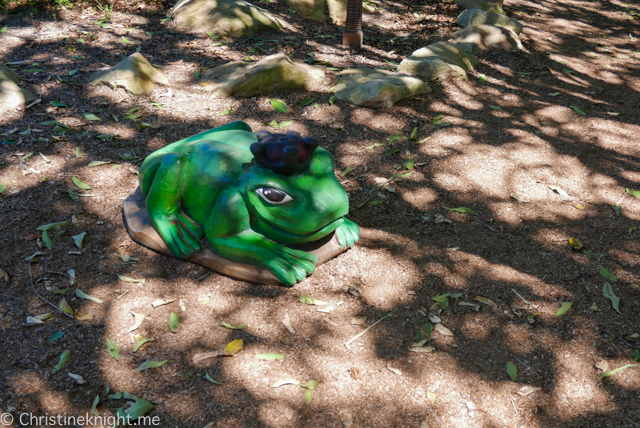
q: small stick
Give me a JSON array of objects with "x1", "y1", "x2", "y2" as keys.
[
  {"x1": 345, "y1": 310, "x2": 393, "y2": 348},
  {"x1": 28, "y1": 261, "x2": 74, "y2": 319},
  {"x1": 512, "y1": 354, "x2": 540, "y2": 377},
  {"x1": 0, "y1": 293, "x2": 20, "y2": 299},
  {"x1": 428, "y1": 407, "x2": 441, "y2": 426},
  {"x1": 511, "y1": 397, "x2": 519, "y2": 417},
  {"x1": 511, "y1": 288, "x2": 535, "y2": 307}
]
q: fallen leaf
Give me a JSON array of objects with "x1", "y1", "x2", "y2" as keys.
[
  {"x1": 299, "y1": 294, "x2": 326, "y2": 305},
  {"x1": 444, "y1": 207, "x2": 474, "y2": 213},
  {"x1": 387, "y1": 364, "x2": 402, "y2": 375},
  {"x1": 351, "y1": 316, "x2": 367, "y2": 325},
  {"x1": 626, "y1": 188, "x2": 640, "y2": 198},
  {"x1": 50, "y1": 331, "x2": 66, "y2": 342},
  {"x1": 569, "y1": 238, "x2": 584, "y2": 251},
  {"x1": 589, "y1": 303, "x2": 601, "y2": 312},
  {"x1": 555, "y1": 302, "x2": 573, "y2": 317},
  {"x1": 470, "y1": 295, "x2": 497, "y2": 307},
  {"x1": 136, "y1": 360, "x2": 167, "y2": 371},
  {"x1": 270, "y1": 379, "x2": 299, "y2": 388},
  {"x1": 115, "y1": 398, "x2": 154, "y2": 424},
  {"x1": 169, "y1": 312, "x2": 179, "y2": 332},
  {"x1": 106, "y1": 338, "x2": 120, "y2": 361},
  {"x1": 603, "y1": 282, "x2": 621, "y2": 314},
  {"x1": 128, "y1": 312, "x2": 145, "y2": 332},
  {"x1": 193, "y1": 351, "x2": 218, "y2": 362},
  {"x1": 351, "y1": 367, "x2": 361, "y2": 380},
  {"x1": 221, "y1": 339, "x2": 243, "y2": 356},
  {"x1": 72, "y1": 232, "x2": 86, "y2": 249},
  {"x1": 434, "y1": 324, "x2": 453, "y2": 336},
  {"x1": 574, "y1": 204, "x2": 586, "y2": 209},
  {"x1": 300, "y1": 98, "x2": 315, "y2": 107},
  {"x1": 341, "y1": 167, "x2": 354, "y2": 177},
  {"x1": 75, "y1": 289, "x2": 102, "y2": 304},
  {"x1": 270, "y1": 99, "x2": 288, "y2": 113},
  {"x1": 205, "y1": 373, "x2": 221, "y2": 384},
  {"x1": 318, "y1": 300, "x2": 343, "y2": 313},
  {"x1": 595, "y1": 360, "x2": 609, "y2": 372},
  {"x1": 68, "y1": 373, "x2": 86, "y2": 384},
  {"x1": 83, "y1": 113, "x2": 101, "y2": 121},
  {"x1": 53, "y1": 350, "x2": 71, "y2": 373},
  {"x1": 549, "y1": 185, "x2": 568, "y2": 197},
  {"x1": 59, "y1": 298, "x2": 73, "y2": 315},
  {"x1": 282, "y1": 315, "x2": 295, "y2": 334},
  {"x1": 459, "y1": 301, "x2": 480, "y2": 311},
  {"x1": 510, "y1": 193, "x2": 530, "y2": 203},
  {"x1": 410, "y1": 346, "x2": 435, "y2": 353},
  {"x1": 600, "y1": 364, "x2": 636, "y2": 378},
  {"x1": 37, "y1": 221, "x2": 69, "y2": 231},
  {"x1": 506, "y1": 361, "x2": 518, "y2": 381},
  {"x1": 426, "y1": 391, "x2": 437, "y2": 405},
  {"x1": 256, "y1": 353, "x2": 284, "y2": 361},
  {"x1": 118, "y1": 274, "x2": 145, "y2": 284},
  {"x1": 132, "y1": 337, "x2": 155, "y2": 352},
  {"x1": 599, "y1": 267, "x2": 618, "y2": 282},
  {"x1": 151, "y1": 298, "x2": 175, "y2": 307},
  {"x1": 340, "y1": 409, "x2": 353, "y2": 428},
  {"x1": 569, "y1": 105, "x2": 586, "y2": 116},
  {"x1": 516, "y1": 386, "x2": 541, "y2": 396}
]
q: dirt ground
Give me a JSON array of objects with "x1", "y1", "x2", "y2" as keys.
[{"x1": 1, "y1": 0, "x2": 640, "y2": 426}]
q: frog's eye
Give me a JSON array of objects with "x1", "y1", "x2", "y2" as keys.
[{"x1": 255, "y1": 187, "x2": 293, "y2": 205}]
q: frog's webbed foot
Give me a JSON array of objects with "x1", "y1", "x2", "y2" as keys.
[
  {"x1": 263, "y1": 244, "x2": 317, "y2": 286},
  {"x1": 153, "y1": 212, "x2": 204, "y2": 259},
  {"x1": 335, "y1": 218, "x2": 359, "y2": 248}
]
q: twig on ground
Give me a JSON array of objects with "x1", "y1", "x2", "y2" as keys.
[
  {"x1": 28, "y1": 261, "x2": 74, "y2": 319},
  {"x1": 511, "y1": 397, "x2": 519, "y2": 417},
  {"x1": 345, "y1": 310, "x2": 394, "y2": 349},
  {"x1": 511, "y1": 288, "x2": 536, "y2": 308},
  {"x1": 428, "y1": 407, "x2": 441, "y2": 426},
  {"x1": 0, "y1": 293, "x2": 20, "y2": 299},
  {"x1": 512, "y1": 354, "x2": 540, "y2": 377},
  {"x1": 0, "y1": 213, "x2": 28, "y2": 232}
]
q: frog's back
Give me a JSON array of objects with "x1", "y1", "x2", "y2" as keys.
[{"x1": 139, "y1": 121, "x2": 257, "y2": 194}]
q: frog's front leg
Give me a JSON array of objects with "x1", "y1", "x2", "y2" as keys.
[
  {"x1": 146, "y1": 153, "x2": 204, "y2": 258},
  {"x1": 205, "y1": 188, "x2": 317, "y2": 286},
  {"x1": 335, "y1": 218, "x2": 360, "y2": 248}
]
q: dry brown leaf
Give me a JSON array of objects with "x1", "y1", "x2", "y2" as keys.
[
  {"x1": 350, "y1": 316, "x2": 367, "y2": 325},
  {"x1": 428, "y1": 313, "x2": 441, "y2": 323},
  {"x1": 459, "y1": 301, "x2": 480, "y2": 311},
  {"x1": 595, "y1": 360, "x2": 609, "y2": 372},
  {"x1": 387, "y1": 363, "x2": 402, "y2": 375},
  {"x1": 589, "y1": 303, "x2": 601, "y2": 312},
  {"x1": 193, "y1": 351, "x2": 219, "y2": 362},
  {"x1": 412, "y1": 338, "x2": 428, "y2": 348},
  {"x1": 74, "y1": 312, "x2": 93, "y2": 321},
  {"x1": 152, "y1": 298, "x2": 176, "y2": 307},
  {"x1": 339, "y1": 409, "x2": 353, "y2": 428},
  {"x1": 410, "y1": 346, "x2": 435, "y2": 353},
  {"x1": 426, "y1": 391, "x2": 436, "y2": 405},
  {"x1": 128, "y1": 312, "x2": 145, "y2": 332},
  {"x1": 351, "y1": 367, "x2": 361, "y2": 380},
  {"x1": 59, "y1": 298, "x2": 73, "y2": 315},
  {"x1": 516, "y1": 385, "x2": 542, "y2": 396},
  {"x1": 434, "y1": 323, "x2": 453, "y2": 336},
  {"x1": 281, "y1": 315, "x2": 295, "y2": 334},
  {"x1": 470, "y1": 295, "x2": 497, "y2": 307}
]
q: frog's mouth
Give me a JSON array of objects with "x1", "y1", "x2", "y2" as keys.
[{"x1": 255, "y1": 216, "x2": 344, "y2": 244}]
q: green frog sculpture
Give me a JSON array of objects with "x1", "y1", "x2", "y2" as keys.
[{"x1": 138, "y1": 121, "x2": 359, "y2": 286}]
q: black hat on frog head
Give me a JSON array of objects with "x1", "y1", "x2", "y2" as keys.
[{"x1": 250, "y1": 130, "x2": 319, "y2": 176}]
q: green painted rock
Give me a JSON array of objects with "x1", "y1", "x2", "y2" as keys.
[
  {"x1": 456, "y1": 8, "x2": 523, "y2": 33},
  {"x1": 0, "y1": 64, "x2": 36, "y2": 113},
  {"x1": 454, "y1": 0, "x2": 503, "y2": 14},
  {"x1": 280, "y1": 0, "x2": 374, "y2": 24},
  {"x1": 334, "y1": 69, "x2": 431, "y2": 108},
  {"x1": 201, "y1": 53, "x2": 325, "y2": 97},
  {"x1": 172, "y1": 0, "x2": 283, "y2": 36},
  {"x1": 452, "y1": 25, "x2": 523, "y2": 55},
  {"x1": 88, "y1": 53, "x2": 168, "y2": 96}
]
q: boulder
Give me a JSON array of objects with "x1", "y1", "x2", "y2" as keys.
[
  {"x1": 281, "y1": 0, "x2": 374, "y2": 25},
  {"x1": 454, "y1": 0, "x2": 503, "y2": 14},
  {"x1": 397, "y1": 57, "x2": 468, "y2": 81},
  {"x1": 397, "y1": 41, "x2": 478, "y2": 80},
  {"x1": 333, "y1": 69, "x2": 431, "y2": 108},
  {"x1": 456, "y1": 8, "x2": 523, "y2": 33},
  {"x1": 452, "y1": 25, "x2": 523, "y2": 55},
  {"x1": 200, "y1": 53, "x2": 325, "y2": 97},
  {"x1": 88, "y1": 53, "x2": 168, "y2": 96},
  {"x1": 0, "y1": 64, "x2": 36, "y2": 113},
  {"x1": 172, "y1": 0, "x2": 283, "y2": 37}
]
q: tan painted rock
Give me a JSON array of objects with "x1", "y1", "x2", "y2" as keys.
[
  {"x1": 397, "y1": 56, "x2": 468, "y2": 81},
  {"x1": 200, "y1": 53, "x2": 325, "y2": 97},
  {"x1": 454, "y1": 0, "x2": 503, "y2": 14},
  {"x1": 88, "y1": 53, "x2": 168, "y2": 96},
  {"x1": 452, "y1": 25, "x2": 523, "y2": 55},
  {"x1": 0, "y1": 64, "x2": 36, "y2": 113},
  {"x1": 333, "y1": 68, "x2": 431, "y2": 108},
  {"x1": 123, "y1": 187, "x2": 346, "y2": 285},
  {"x1": 280, "y1": 0, "x2": 374, "y2": 25},
  {"x1": 172, "y1": 0, "x2": 283, "y2": 36},
  {"x1": 456, "y1": 8, "x2": 523, "y2": 34}
]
